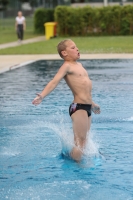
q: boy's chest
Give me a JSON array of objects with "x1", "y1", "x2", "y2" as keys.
[{"x1": 69, "y1": 65, "x2": 88, "y2": 77}]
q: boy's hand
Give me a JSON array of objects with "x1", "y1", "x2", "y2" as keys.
[
  {"x1": 32, "y1": 93, "x2": 43, "y2": 106},
  {"x1": 92, "y1": 104, "x2": 100, "y2": 114}
]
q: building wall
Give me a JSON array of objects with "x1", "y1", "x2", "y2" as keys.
[{"x1": 71, "y1": 2, "x2": 133, "y2": 7}]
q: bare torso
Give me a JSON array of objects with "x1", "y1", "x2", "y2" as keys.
[{"x1": 64, "y1": 61, "x2": 92, "y2": 104}]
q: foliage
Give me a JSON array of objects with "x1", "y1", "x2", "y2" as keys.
[
  {"x1": 121, "y1": 5, "x2": 133, "y2": 35},
  {"x1": 0, "y1": 0, "x2": 9, "y2": 11},
  {"x1": 54, "y1": 5, "x2": 133, "y2": 36},
  {"x1": 34, "y1": 8, "x2": 54, "y2": 33}
]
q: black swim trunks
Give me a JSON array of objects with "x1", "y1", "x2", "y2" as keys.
[{"x1": 69, "y1": 103, "x2": 92, "y2": 117}]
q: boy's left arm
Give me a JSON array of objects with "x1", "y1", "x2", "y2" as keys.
[{"x1": 92, "y1": 101, "x2": 100, "y2": 114}]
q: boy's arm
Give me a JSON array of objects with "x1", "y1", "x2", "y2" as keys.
[
  {"x1": 92, "y1": 101, "x2": 100, "y2": 114},
  {"x1": 32, "y1": 64, "x2": 68, "y2": 105}
]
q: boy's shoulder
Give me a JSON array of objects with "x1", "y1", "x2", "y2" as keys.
[
  {"x1": 59, "y1": 61, "x2": 83, "y2": 75},
  {"x1": 57, "y1": 62, "x2": 70, "y2": 75},
  {"x1": 60, "y1": 61, "x2": 70, "y2": 70}
]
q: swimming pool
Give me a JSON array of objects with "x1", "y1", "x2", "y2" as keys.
[{"x1": 0, "y1": 59, "x2": 133, "y2": 200}]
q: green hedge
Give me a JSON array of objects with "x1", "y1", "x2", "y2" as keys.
[
  {"x1": 54, "y1": 5, "x2": 133, "y2": 36},
  {"x1": 34, "y1": 8, "x2": 55, "y2": 33}
]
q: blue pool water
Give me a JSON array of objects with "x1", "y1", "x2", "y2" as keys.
[{"x1": 0, "y1": 59, "x2": 133, "y2": 200}]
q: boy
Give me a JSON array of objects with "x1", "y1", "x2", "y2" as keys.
[{"x1": 32, "y1": 39, "x2": 100, "y2": 162}]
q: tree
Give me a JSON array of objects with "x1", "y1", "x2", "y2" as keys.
[{"x1": 0, "y1": 0, "x2": 9, "y2": 11}]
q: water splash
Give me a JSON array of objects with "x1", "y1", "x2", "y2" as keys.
[
  {"x1": 42, "y1": 117, "x2": 101, "y2": 164},
  {"x1": 125, "y1": 116, "x2": 133, "y2": 121}
]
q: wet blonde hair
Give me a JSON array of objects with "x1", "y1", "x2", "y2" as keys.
[{"x1": 57, "y1": 39, "x2": 72, "y2": 58}]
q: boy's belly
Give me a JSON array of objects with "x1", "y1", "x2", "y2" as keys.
[
  {"x1": 66, "y1": 76, "x2": 92, "y2": 103},
  {"x1": 73, "y1": 93, "x2": 92, "y2": 104}
]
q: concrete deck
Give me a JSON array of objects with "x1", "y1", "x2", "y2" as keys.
[
  {"x1": 0, "y1": 54, "x2": 133, "y2": 74},
  {"x1": 0, "y1": 36, "x2": 133, "y2": 74}
]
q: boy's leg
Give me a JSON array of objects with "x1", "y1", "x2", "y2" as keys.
[{"x1": 70, "y1": 110, "x2": 91, "y2": 161}]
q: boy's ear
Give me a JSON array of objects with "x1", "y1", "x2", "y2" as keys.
[{"x1": 61, "y1": 50, "x2": 67, "y2": 57}]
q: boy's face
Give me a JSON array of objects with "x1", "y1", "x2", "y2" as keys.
[{"x1": 62, "y1": 40, "x2": 80, "y2": 60}]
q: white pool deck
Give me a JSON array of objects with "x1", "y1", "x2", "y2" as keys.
[
  {"x1": 0, "y1": 54, "x2": 133, "y2": 74},
  {"x1": 0, "y1": 36, "x2": 133, "y2": 74}
]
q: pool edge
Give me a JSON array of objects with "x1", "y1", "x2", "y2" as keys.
[
  {"x1": 0, "y1": 54, "x2": 133, "y2": 74},
  {"x1": 0, "y1": 60, "x2": 36, "y2": 74}
]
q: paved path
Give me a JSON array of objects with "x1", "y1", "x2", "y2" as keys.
[{"x1": 0, "y1": 36, "x2": 45, "y2": 50}]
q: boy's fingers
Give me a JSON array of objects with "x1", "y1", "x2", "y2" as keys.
[
  {"x1": 92, "y1": 106, "x2": 100, "y2": 114},
  {"x1": 36, "y1": 93, "x2": 43, "y2": 100},
  {"x1": 32, "y1": 94, "x2": 43, "y2": 106}
]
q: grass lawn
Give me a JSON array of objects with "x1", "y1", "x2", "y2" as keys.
[
  {"x1": 0, "y1": 36, "x2": 133, "y2": 54},
  {"x1": 0, "y1": 17, "x2": 43, "y2": 44}
]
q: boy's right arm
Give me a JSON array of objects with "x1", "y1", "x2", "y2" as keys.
[{"x1": 32, "y1": 64, "x2": 69, "y2": 105}]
